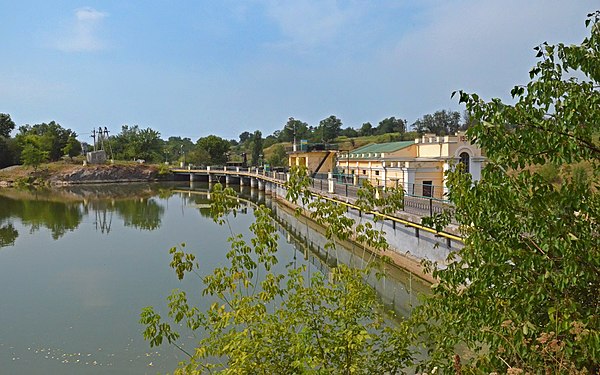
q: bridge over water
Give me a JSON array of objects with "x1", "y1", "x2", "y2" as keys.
[
  {"x1": 171, "y1": 166, "x2": 455, "y2": 223},
  {"x1": 171, "y1": 166, "x2": 461, "y2": 232},
  {"x1": 171, "y1": 166, "x2": 461, "y2": 281}
]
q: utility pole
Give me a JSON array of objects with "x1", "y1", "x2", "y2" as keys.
[{"x1": 91, "y1": 128, "x2": 97, "y2": 151}]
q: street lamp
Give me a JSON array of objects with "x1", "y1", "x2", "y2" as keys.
[{"x1": 180, "y1": 145, "x2": 185, "y2": 167}]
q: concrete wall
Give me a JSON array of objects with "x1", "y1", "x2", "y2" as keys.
[
  {"x1": 270, "y1": 199, "x2": 431, "y2": 311},
  {"x1": 271, "y1": 182, "x2": 460, "y2": 279}
]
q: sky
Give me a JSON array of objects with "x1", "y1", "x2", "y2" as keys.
[{"x1": 0, "y1": 1, "x2": 596, "y2": 142}]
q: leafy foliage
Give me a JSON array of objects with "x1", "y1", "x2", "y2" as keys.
[
  {"x1": 0, "y1": 113, "x2": 15, "y2": 138},
  {"x1": 280, "y1": 117, "x2": 310, "y2": 143},
  {"x1": 266, "y1": 143, "x2": 287, "y2": 167},
  {"x1": 0, "y1": 136, "x2": 19, "y2": 169},
  {"x1": 416, "y1": 12, "x2": 600, "y2": 373},
  {"x1": 141, "y1": 12, "x2": 599, "y2": 374},
  {"x1": 375, "y1": 117, "x2": 407, "y2": 135},
  {"x1": 16, "y1": 121, "x2": 78, "y2": 162},
  {"x1": 195, "y1": 135, "x2": 231, "y2": 165},
  {"x1": 62, "y1": 135, "x2": 82, "y2": 160},
  {"x1": 110, "y1": 125, "x2": 164, "y2": 162},
  {"x1": 20, "y1": 142, "x2": 48, "y2": 171},
  {"x1": 141, "y1": 169, "x2": 415, "y2": 374},
  {"x1": 359, "y1": 122, "x2": 374, "y2": 136},
  {"x1": 250, "y1": 130, "x2": 263, "y2": 166},
  {"x1": 412, "y1": 109, "x2": 462, "y2": 135},
  {"x1": 318, "y1": 115, "x2": 343, "y2": 143},
  {"x1": 164, "y1": 136, "x2": 194, "y2": 164}
]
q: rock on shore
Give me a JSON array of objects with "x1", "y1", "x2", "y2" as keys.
[
  {"x1": 48, "y1": 164, "x2": 161, "y2": 184},
  {"x1": 0, "y1": 164, "x2": 165, "y2": 186}
]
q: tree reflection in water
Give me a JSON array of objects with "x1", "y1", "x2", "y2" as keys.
[
  {"x1": 0, "y1": 195, "x2": 83, "y2": 241},
  {"x1": 0, "y1": 183, "x2": 170, "y2": 245},
  {"x1": 0, "y1": 223, "x2": 18, "y2": 247}
]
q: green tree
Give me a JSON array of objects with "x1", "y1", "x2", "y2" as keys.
[
  {"x1": 412, "y1": 109, "x2": 462, "y2": 135},
  {"x1": 461, "y1": 109, "x2": 477, "y2": 130},
  {"x1": 141, "y1": 175, "x2": 412, "y2": 374},
  {"x1": 339, "y1": 126, "x2": 359, "y2": 138},
  {"x1": 267, "y1": 144, "x2": 287, "y2": 167},
  {"x1": 0, "y1": 137, "x2": 19, "y2": 169},
  {"x1": 187, "y1": 148, "x2": 211, "y2": 166},
  {"x1": 238, "y1": 131, "x2": 252, "y2": 144},
  {"x1": 16, "y1": 121, "x2": 77, "y2": 161},
  {"x1": 140, "y1": 11, "x2": 600, "y2": 375},
  {"x1": 415, "y1": 12, "x2": 600, "y2": 373},
  {"x1": 164, "y1": 136, "x2": 194, "y2": 164},
  {"x1": 20, "y1": 142, "x2": 48, "y2": 171},
  {"x1": 280, "y1": 117, "x2": 310, "y2": 143},
  {"x1": 318, "y1": 115, "x2": 342, "y2": 143},
  {"x1": 359, "y1": 122, "x2": 374, "y2": 136},
  {"x1": 262, "y1": 134, "x2": 278, "y2": 149},
  {"x1": 375, "y1": 117, "x2": 406, "y2": 135},
  {"x1": 0, "y1": 113, "x2": 15, "y2": 138},
  {"x1": 250, "y1": 130, "x2": 263, "y2": 166},
  {"x1": 62, "y1": 136, "x2": 82, "y2": 160},
  {"x1": 196, "y1": 135, "x2": 231, "y2": 165},
  {"x1": 111, "y1": 125, "x2": 164, "y2": 162}
]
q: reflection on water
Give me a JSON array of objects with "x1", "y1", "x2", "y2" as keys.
[
  {"x1": 0, "y1": 184, "x2": 167, "y2": 244},
  {"x1": 0, "y1": 193, "x2": 82, "y2": 241},
  {"x1": 0, "y1": 182, "x2": 428, "y2": 374},
  {"x1": 180, "y1": 183, "x2": 430, "y2": 316},
  {"x1": 0, "y1": 223, "x2": 18, "y2": 246},
  {"x1": 84, "y1": 199, "x2": 164, "y2": 231}
]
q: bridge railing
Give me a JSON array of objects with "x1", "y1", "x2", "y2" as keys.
[{"x1": 174, "y1": 166, "x2": 455, "y2": 222}]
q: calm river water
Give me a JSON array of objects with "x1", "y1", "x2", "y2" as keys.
[{"x1": 0, "y1": 182, "x2": 428, "y2": 374}]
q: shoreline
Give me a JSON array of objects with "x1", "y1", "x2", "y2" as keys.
[
  {"x1": 0, "y1": 163, "x2": 441, "y2": 283},
  {"x1": 0, "y1": 163, "x2": 172, "y2": 187}
]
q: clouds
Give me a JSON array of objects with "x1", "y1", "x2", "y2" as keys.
[
  {"x1": 2, "y1": 1, "x2": 597, "y2": 140},
  {"x1": 55, "y1": 7, "x2": 109, "y2": 52},
  {"x1": 373, "y1": 0, "x2": 596, "y2": 114},
  {"x1": 258, "y1": 0, "x2": 366, "y2": 52}
]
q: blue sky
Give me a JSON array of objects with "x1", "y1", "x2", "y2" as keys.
[{"x1": 0, "y1": 1, "x2": 596, "y2": 141}]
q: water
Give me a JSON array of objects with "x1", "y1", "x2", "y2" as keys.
[{"x1": 0, "y1": 182, "x2": 428, "y2": 374}]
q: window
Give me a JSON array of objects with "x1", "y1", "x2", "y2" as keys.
[
  {"x1": 375, "y1": 170, "x2": 380, "y2": 176},
  {"x1": 459, "y1": 152, "x2": 470, "y2": 173},
  {"x1": 423, "y1": 181, "x2": 433, "y2": 197},
  {"x1": 362, "y1": 170, "x2": 366, "y2": 175}
]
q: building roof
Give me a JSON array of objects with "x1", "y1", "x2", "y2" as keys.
[{"x1": 349, "y1": 141, "x2": 414, "y2": 156}]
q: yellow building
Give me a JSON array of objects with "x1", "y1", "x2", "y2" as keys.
[
  {"x1": 288, "y1": 144, "x2": 337, "y2": 177},
  {"x1": 336, "y1": 132, "x2": 484, "y2": 199}
]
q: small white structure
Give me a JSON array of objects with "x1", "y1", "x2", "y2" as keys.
[{"x1": 86, "y1": 150, "x2": 107, "y2": 164}]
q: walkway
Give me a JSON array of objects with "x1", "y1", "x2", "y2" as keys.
[{"x1": 171, "y1": 166, "x2": 461, "y2": 243}]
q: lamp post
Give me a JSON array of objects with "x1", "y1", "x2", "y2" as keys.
[
  {"x1": 346, "y1": 151, "x2": 350, "y2": 183},
  {"x1": 293, "y1": 121, "x2": 297, "y2": 152}
]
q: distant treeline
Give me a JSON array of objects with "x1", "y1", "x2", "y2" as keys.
[{"x1": 0, "y1": 109, "x2": 472, "y2": 169}]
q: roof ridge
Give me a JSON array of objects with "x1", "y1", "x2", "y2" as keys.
[{"x1": 350, "y1": 140, "x2": 414, "y2": 154}]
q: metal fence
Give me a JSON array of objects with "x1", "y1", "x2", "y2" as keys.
[
  {"x1": 181, "y1": 166, "x2": 454, "y2": 221},
  {"x1": 306, "y1": 174, "x2": 453, "y2": 220}
]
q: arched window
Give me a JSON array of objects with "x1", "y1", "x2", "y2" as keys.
[{"x1": 459, "y1": 152, "x2": 470, "y2": 173}]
